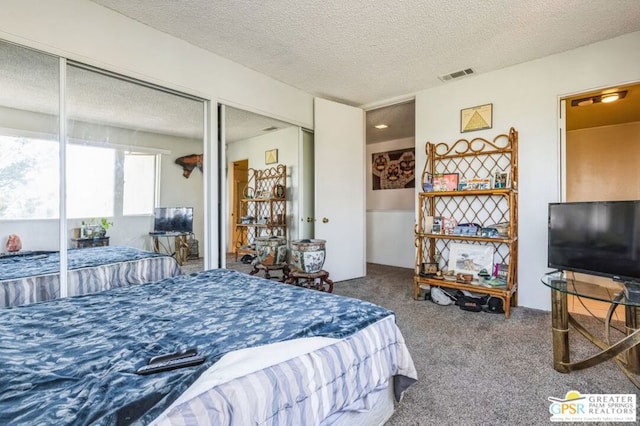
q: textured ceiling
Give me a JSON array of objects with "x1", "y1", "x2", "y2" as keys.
[
  {"x1": 91, "y1": 0, "x2": 640, "y2": 106},
  {"x1": 3, "y1": 2, "x2": 640, "y2": 143},
  {"x1": 225, "y1": 107, "x2": 294, "y2": 143}
]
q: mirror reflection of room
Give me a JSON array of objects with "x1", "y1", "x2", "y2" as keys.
[
  {"x1": 0, "y1": 40, "x2": 205, "y2": 307},
  {"x1": 223, "y1": 105, "x2": 309, "y2": 274}
]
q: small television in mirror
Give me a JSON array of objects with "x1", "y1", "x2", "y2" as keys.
[{"x1": 153, "y1": 207, "x2": 193, "y2": 234}]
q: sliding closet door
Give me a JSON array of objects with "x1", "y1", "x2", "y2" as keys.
[
  {"x1": 0, "y1": 41, "x2": 61, "y2": 302},
  {"x1": 64, "y1": 63, "x2": 205, "y2": 295}
]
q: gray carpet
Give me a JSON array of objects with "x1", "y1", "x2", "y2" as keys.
[{"x1": 183, "y1": 258, "x2": 639, "y2": 424}]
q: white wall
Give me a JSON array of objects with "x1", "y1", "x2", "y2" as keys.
[
  {"x1": 366, "y1": 137, "x2": 415, "y2": 268},
  {"x1": 225, "y1": 127, "x2": 299, "y2": 251},
  {"x1": 415, "y1": 31, "x2": 640, "y2": 311},
  {"x1": 366, "y1": 211, "x2": 415, "y2": 268}
]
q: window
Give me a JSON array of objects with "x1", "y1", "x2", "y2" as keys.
[
  {"x1": 0, "y1": 136, "x2": 59, "y2": 220},
  {"x1": 123, "y1": 153, "x2": 156, "y2": 215},
  {"x1": 0, "y1": 136, "x2": 160, "y2": 220},
  {"x1": 66, "y1": 144, "x2": 115, "y2": 218}
]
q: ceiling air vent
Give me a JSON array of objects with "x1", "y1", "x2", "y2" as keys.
[{"x1": 438, "y1": 68, "x2": 475, "y2": 82}]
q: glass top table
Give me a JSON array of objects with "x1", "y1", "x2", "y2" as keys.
[
  {"x1": 541, "y1": 271, "x2": 640, "y2": 387},
  {"x1": 541, "y1": 271, "x2": 640, "y2": 307}
]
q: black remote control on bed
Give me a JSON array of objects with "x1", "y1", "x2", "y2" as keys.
[
  {"x1": 136, "y1": 354, "x2": 206, "y2": 375},
  {"x1": 149, "y1": 348, "x2": 198, "y2": 365}
]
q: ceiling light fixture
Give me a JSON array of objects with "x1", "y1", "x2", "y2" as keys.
[
  {"x1": 601, "y1": 93, "x2": 620, "y2": 103},
  {"x1": 374, "y1": 124, "x2": 388, "y2": 129},
  {"x1": 576, "y1": 98, "x2": 594, "y2": 107},
  {"x1": 571, "y1": 90, "x2": 627, "y2": 107}
]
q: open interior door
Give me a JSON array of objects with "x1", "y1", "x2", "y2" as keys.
[{"x1": 314, "y1": 98, "x2": 365, "y2": 282}]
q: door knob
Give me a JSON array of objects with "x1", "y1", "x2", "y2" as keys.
[{"x1": 322, "y1": 217, "x2": 329, "y2": 223}]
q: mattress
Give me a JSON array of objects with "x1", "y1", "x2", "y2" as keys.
[
  {"x1": 0, "y1": 268, "x2": 417, "y2": 425},
  {"x1": 0, "y1": 246, "x2": 182, "y2": 308},
  {"x1": 152, "y1": 315, "x2": 416, "y2": 425}
]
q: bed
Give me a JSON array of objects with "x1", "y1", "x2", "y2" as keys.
[
  {"x1": 0, "y1": 268, "x2": 417, "y2": 425},
  {"x1": 0, "y1": 246, "x2": 182, "y2": 308}
]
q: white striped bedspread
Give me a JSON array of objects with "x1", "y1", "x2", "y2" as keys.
[
  {"x1": 0, "y1": 247, "x2": 182, "y2": 308},
  {"x1": 152, "y1": 314, "x2": 417, "y2": 425}
]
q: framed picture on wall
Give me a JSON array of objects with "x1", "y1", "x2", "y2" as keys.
[
  {"x1": 265, "y1": 149, "x2": 278, "y2": 165},
  {"x1": 460, "y1": 103, "x2": 492, "y2": 133}
]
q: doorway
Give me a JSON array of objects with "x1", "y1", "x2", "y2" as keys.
[
  {"x1": 229, "y1": 159, "x2": 249, "y2": 257},
  {"x1": 562, "y1": 82, "x2": 640, "y2": 319},
  {"x1": 364, "y1": 100, "x2": 416, "y2": 268}
]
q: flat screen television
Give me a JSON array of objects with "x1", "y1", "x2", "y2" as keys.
[
  {"x1": 153, "y1": 207, "x2": 193, "y2": 234},
  {"x1": 548, "y1": 201, "x2": 640, "y2": 283}
]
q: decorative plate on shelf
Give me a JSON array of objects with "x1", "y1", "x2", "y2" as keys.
[
  {"x1": 273, "y1": 184, "x2": 285, "y2": 198},
  {"x1": 242, "y1": 186, "x2": 254, "y2": 199}
]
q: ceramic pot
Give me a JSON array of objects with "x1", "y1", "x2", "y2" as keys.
[
  {"x1": 290, "y1": 239, "x2": 326, "y2": 273},
  {"x1": 254, "y1": 236, "x2": 287, "y2": 266}
]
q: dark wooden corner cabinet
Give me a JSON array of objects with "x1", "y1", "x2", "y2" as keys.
[
  {"x1": 235, "y1": 164, "x2": 287, "y2": 260},
  {"x1": 414, "y1": 128, "x2": 518, "y2": 318}
]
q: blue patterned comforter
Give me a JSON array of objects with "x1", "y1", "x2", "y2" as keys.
[
  {"x1": 0, "y1": 269, "x2": 397, "y2": 425},
  {"x1": 0, "y1": 246, "x2": 172, "y2": 280},
  {"x1": 0, "y1": 246, "x2": 182, "y2": 308}
]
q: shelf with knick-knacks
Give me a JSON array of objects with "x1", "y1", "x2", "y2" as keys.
[
  {"x1": 235, "y1": 164, "x2": 287, "y2": 261},
  {"x1": 414, "y1": 128, "x2": 518, "y2": 318}
]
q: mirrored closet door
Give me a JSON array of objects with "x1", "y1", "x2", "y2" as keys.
[
  {"x1": 65, "y1": 63, "x2": 205, "y2": 256},
  {"x1": 222, "y1": 105, "x2": 314, "y2": 271},
  {"x1": 0, "y1": 38, "x2": 206, "y2": 306},
  {"x1": 0, "y1": 41, "x2": 61, "y2": 305}
]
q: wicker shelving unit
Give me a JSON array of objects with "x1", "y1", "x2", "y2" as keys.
[
  {"x1": 414, "y1": 128, "x2": 518, "y2": 318},
  {"x1": 235, "y1": 164, "x2": 287, "y2": 261}
]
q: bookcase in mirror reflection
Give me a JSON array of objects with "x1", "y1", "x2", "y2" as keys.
[
  {"x1": 234, "y1": 164, "x2": 287, "y2": 261},
  {"x1": 414, "y1": 128, "x2": 518, "y2": 318}
]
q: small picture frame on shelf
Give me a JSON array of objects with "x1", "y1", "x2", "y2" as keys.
[
  {"x1": 420, "y1": 262, "x2": 439, "y2": 277},
  {"x1": 432, "y1": 216, "x2": 443, "y2": 234},
  {"x1": 423, "y1": 172, "x2": 434, "y2": 192},
  {"x1": 494, "y1": 263, "x2": 509, "y2": 279},
  {"x1": 448, "y1": 243, "x2": 494, "y2": 278},
  {"x1": 493, "y1": 170, "x2": 511, "y2": 189},
  {"x1": 433, "y1": 173, "x2": 459, "y2": 191}
]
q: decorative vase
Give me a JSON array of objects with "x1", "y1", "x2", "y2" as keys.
[
  {"x1": 290, "y1": 239, "x2": 326, "y2": 273},
  {"x1": 6, "y1": 234, "x2": 22, "y2": 252},
  {"x1": 254, "y1": 236, "x2": 287, "y2": 266}
]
